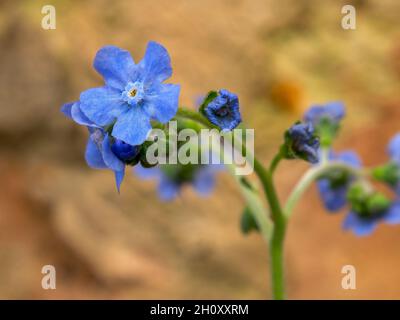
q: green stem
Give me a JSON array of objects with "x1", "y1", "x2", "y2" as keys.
[
  {"x1": 269, "y1": 150, "x2": 284, "y2": 173},
  {"x1": 254, "y1": 159, "x2": 286, "y2": 300},
  {"x1": 177, "y1": 107, "x2": 217, "y2": 128},
  {"x1": 284, "y1": 161, "x2": 368, "y2": 218}
]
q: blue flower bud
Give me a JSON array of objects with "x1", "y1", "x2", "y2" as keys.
[
  {"x1": 284, "y1": 122, "x2": 320, "y2": 164},
  {"x1": 111, "y1": 138, "x2": 140, "y2": 162},
  {"x1": 203, "y1": 89, "x2": 241, "y2": 131}
]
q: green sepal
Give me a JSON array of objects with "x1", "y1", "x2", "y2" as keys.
[
  {"x1": 372, "y1": 162, "x2": 400, "y2": 187},
  {"x1": 366, "y1": 193, "x2": 391, "y2": 214},
  {"x1": 199, "y1": 91, "x2": 218, "y2": 116},
  {"x1": 346, "y1": 183, "x2": 368, "y2": 214},
  {"x1": 346, "y1": 183, "x2": 391, "y2": 218},
  {"x1": 135, "y1": 141, "x2": 158, "y2": 168},
  {"x1": 315, "y1": 118, "x2": 340, "y2": 148}
]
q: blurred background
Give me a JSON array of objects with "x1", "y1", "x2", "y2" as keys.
[{"x1": 0, "y1": 0, "x2": 400, "y2": 299}]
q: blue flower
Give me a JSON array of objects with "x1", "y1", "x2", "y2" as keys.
[
  {"x1": 78, "y1": 42, "x2": 180, "y2": 146},
  {"x1": 343, "y1": 202, "x2": 400, "y2": 236},
  {"x1": 286, "y1": 123, "x2": 320, "y2": 164},
  {"x1": 317, "y1": 151, "x2": 361, "y2": 212},
  {"x1": 304, "y1": 102, "x2": 345, "y2": 147},
  {"x1": 61, "y1": 101, "x2": 140, "y2": 192},
  {"x1": 135, "y1": 164, "x2": 221, "y2": 201},
  {"x1": 304, "y1": 101, "x2": 345, "y2": 126},
  {"x1": 203, "y1": 89, "x2": 241, "y2": 131}
]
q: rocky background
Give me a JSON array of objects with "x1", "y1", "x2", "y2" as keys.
[{"x1": 0, "y1": 0, "x2": 400, "y2": 299}]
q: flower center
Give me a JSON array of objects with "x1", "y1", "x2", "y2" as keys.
[
  {"x1": 122, "y1": 82, "x2": 144, "y2": 106},
  {"x1": 129, "y1": 88, "x2": 137, "y2": 97},
  {"x1": 215, "y1": 105, "x2": 230, "y2": 117}
]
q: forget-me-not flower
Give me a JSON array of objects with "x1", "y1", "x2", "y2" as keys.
[
  {"x1": 317, "y1": 150, "x2": 361, "y2": 212},
  {"x1": 343, "y1": 201, "x2": 400, "y2": 237},
  {"x1": 304, "y1": 102, "x2": 345, "y2": 127},
  {"x1": 79, "y1": 42, "x2": 180, "y2": 146},
  {"x1": 304, "y1": 102, "x2": 345, "y2": 147}
]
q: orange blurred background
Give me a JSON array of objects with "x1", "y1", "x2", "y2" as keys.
[{"x1": 0, "y1": 0, "x2": 400, "y2": 299}]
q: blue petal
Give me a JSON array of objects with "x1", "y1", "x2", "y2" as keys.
[
  {"x1": 139, "y1": 41, "x2": 172, "y2": 83},
  {"x1": 114, "y1": 169, "x2": 125, "y2": 193},
  {"x1": 317, "y1": 179, "x2": 347, "y2": 212},
  {"x1": 302, "y1": 143, "x2": 320, "y2": 164},
  {"x1": 112, "y1": 107, "x2": 152, "y2": 146},
  {"x1": 71, "y1": 102, "x2": 97, "y2": 127},
  {"x1": 325, "y1": 102, "x2": 345, "y2": 121},
  {"x1": 101, "y1": 134, "x2": 125, "y2": 171},
  {"x1": 193, "y1": 167, "x2": 216, "y2": 196},
  {"x1": 93, "y1": 46, "x2": 137, "y2": 90},
  {"x1": 289, "y1": 123, "x2": 314, "y2": 141},
  {"x1": 134, "y1": 165, "x2": 162, "y2": 180},
  {"x1": 80, "y1": 86, "x2": 126, "y2": 126},
  {"x1": 158, "y1": 177, "x2": 179, "y2": 201},
  {"x1": 304, "y1": 102, "x2": 345, "y2": 124},
  {"x1": 336, "y1": 150, "x2": 361, "y2": 167},
  {"x1": 61, "y1": 102, "x2": 74, "y2": 119},
  {"x1": 304, "y1": 106, "x2": 324, "y2": 123},
  {"x1": 383, "y1": 202, "x2": 400, "y2": 224},
  {"x1": 144, "y1": 83, "x2": 180, "y2": 123},
  {"x1": 85, "y1": 136, "x2": 107, "y2": 169},
  {"x1": 343, "y1": 212, "x2": 377, "y2": 236}
]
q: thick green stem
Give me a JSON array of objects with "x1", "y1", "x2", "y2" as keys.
[{"x1": 254, "y1": 159, "x2": 286, "y2": 300}]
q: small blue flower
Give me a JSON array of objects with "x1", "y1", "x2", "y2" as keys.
[
  {"x1": 343, "y1": 202, "x2": 400, "y2": 237},
  {"x1": 317, "y1": 151, "x2": 361, "y2": 212},
  {"x1": 135, "y1": 164, "x2": 221, "y2": 201},
  {"x1": 61, "y1": 102, "x2": 140, "y2": 192},
  {"x1": 78, "y1": 42, "x2": 180, "y2": 146},
  {"x1": 304, "y1": 101, "x2": 345, "y2": 126},
  {"x1": 304, "y1": 102, "x2": 345, "y2": 147},
  {"x1": 203, "y1": 89, "x2": 241, "y2": 131},
  {"x1": 286, "y1": 123, "x2": 320, "y2": 164}
]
